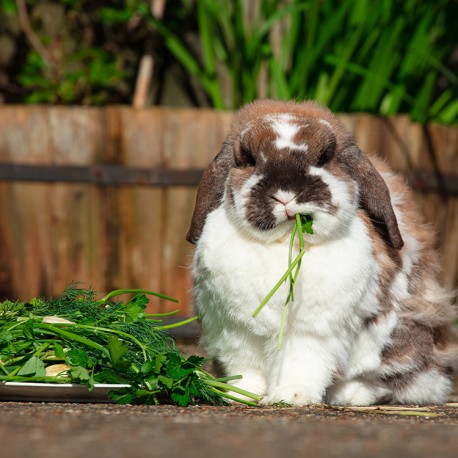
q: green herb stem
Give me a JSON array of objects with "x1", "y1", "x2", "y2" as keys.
[
  {"x1": 0, "y1": 375, "x2": 71, "y2": 383},
  {"x1": 146, "y1": 310, "x2": 180, "y2": 317},
  {"x1": 72, "y1": 324, "x2": 149, "y2": 361},
  {"x1": 296, "y1": 214, "x2": 306, "y2": 249},
  {"x1": 33, "y1": 324, "x2": 110, "y2": 358},
  {"x1": 99, "y1": 289, "x2": 179, "y2": 304},
  {"x1": 0, "y1": 362, "x2": 10, "y2": 376},
  {"x1": 1, "y1": 355, "x2": 31, "y2": 367},
  {"x1": 252, "y1": 250, "x2": 305, "y2": 318},
  {"x1": 253, "y1": 214, "x2": 313, "y2": 350},
  {"x1": 156, "y1": 315, "x2": 199, "y2": 330},
  {"x1": 214, "y1": 375, "x2": 243, "y2": 383},
  {"x1": 33, "y1": 342, "x2": 50, "y2": 358},
  {"x1": 213, "y1": 389, "x2": 258, "y2": 407},
  {"x1": 206, "y1": 380, "x2": 262, "y2": 401},
  {"x1": 288, "y1": 222, "x2": 298, "y2": 302},
  {"x1": 277, "y1": 302, "x2": 290, "y2": 351}
]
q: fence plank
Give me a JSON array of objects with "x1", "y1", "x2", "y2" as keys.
[
  {"x1": 161, "y1": 109, "x2": 229, "y2": 313},
  {"x1": 47, "y1": 107, "x2": 107, "y2": 296},
  {"x1": 425, "y1": 124, "x2": 458, "y2": 290},
  {"x1": 114, "y1": 108, "x2": 165, "y2": 313},
  {"x1": 0, "y1": 107, "x2": 52, "y2": 299}
]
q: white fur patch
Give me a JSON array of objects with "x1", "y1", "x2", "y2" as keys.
[
  {"x1": 326, "y1": 378, "x2": 392, "y2": 406},
  {"x1": 240, "y1": 126, "x2": 251, "y2": 139},
  {"x1": 394, "y1": 368, "x2": 452, "y2": 404},
  {"x1": 262, "y1": 333, "x2": 342, "y2": 405},
  {"x1": 269, "y1": 114, "x2": 308, "y2": 151},
  {"x1": 231, "y1": 174, "x2": 263, "y2": 222},
  {"x1": 319, "y1": 119, "x2": 333, "y2": 130},
  {"x1": 345, "y1": 311, "x2": 397, "y2": 379},
  {"x1": 390, "y1": 232, "x2": 420, "y2": 300},
  {"x1": 307, "y1": 166, "x2": 358, "y2": 242}
]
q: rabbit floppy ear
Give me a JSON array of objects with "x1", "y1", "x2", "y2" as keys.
[
  {"x1": 337, "y1": 143, "x2": 404, "y2": 250},
  {"x1": 186, "y1": 142, "x2": 236, "y2": 244}
]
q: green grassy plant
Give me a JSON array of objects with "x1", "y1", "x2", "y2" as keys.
[
  {"x1": 150, "y1": 0, "x2": 457, "y2": 124},
  {"x1": 2, "y1": 1, "x2": 455, "y2": 122}
]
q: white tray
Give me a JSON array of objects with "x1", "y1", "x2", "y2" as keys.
[{"x1": 0, "y1": 382, "x2": 130, "y2": 403}]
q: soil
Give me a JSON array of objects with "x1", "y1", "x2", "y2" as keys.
[{"x1": 1, "y1": 342, "x2": 457, "y2": 458}]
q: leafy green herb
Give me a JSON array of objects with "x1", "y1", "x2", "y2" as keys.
[
  {"x1": 271, "y1": 400, "x2": 294, "y2": 408},
  {"x1": 253, "y1": 214, "x2": 313, "y2": 349},
  {"x1": 0, "y1": 283, "x2": 260, "y2": 406},
  {"x1": 300, "y1": 214, "x2": 314, "y2": 235}
]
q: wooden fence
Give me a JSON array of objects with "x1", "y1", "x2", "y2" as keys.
[{"x1": 0, "y1": 106, "x2": 456, "y2": 316}]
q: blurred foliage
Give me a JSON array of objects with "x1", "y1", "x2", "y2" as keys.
[
  {"x1": 0, "y1": 0, "x2": 457, "y2": 124},
  {"x1": 151, "y1": 0, "x2": 458, "y2": 124},
  {"x1": 0, "y1": 0, "x2": 165, "y2": 104}
]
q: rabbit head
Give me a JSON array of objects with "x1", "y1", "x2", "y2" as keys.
[{"x1": 187, "y1": 99, "x2": 403, "y2": 249}]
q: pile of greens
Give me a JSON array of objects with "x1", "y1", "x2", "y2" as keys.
[
  {"x1": 0, "y1": 284, "x2": 260, "y2": 406},
  {"x1": 253, "y1": 214, "x2": 313, "y2": 349}
]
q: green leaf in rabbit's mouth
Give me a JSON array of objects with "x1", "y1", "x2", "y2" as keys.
[{"x1": 299, "y1": 214, "x2": 314, "y2": 235}]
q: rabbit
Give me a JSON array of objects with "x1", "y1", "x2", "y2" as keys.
[{"x1": 187, "y1": 99, "x2": 457, "y2": 406}]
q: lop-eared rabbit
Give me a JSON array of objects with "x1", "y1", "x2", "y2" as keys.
[{"x1": 187, "y1": 100, "x2": 456, "y2": 406}]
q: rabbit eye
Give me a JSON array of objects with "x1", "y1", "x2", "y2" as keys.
[
  {"x1": 317, "y1": 150, "x2": 328, "y2": 167},
  {"x1": 317, "y1": 141, "x2": 336, "y2": 166},
  {"x1": 239, "y1": 145, "x2": 256, "y2": 167},
  {"x1": 317, "y1": 134, "x2": 337, "y2": 166},
  {"x1": 245, "y1": 153, "x2": 256, "y2": 166}
]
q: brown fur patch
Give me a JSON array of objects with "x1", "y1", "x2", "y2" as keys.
[{"x1": 360, "y1": 210, "x2": 398, "y2": 326}]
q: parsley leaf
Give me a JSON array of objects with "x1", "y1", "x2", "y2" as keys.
[{"x1": 300, "y1": 214, "x2": 314, "y2": 234}]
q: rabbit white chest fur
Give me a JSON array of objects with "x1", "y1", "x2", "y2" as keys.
[
  {"x1": 193, "y1": 203, "x2": 390, "y2": 405},
  {"x1": 188, "y1": 100, "x2": 456, "y2": 406},
  {"x1": 194, "y1": 205, "x2": 379, "y2": 338}
]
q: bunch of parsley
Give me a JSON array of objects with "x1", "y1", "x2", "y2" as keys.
[{"x1": 0, "y1": 284, "x2": 260, "y2": 406}]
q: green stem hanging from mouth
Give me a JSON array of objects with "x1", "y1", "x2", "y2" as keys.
[{"x1": 252, "y1": 214, "x2": 314, "y2": 350}]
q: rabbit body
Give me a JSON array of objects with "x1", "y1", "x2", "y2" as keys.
[{"x1": 189, "y1": 100, "x2": 456, "y2": 406}]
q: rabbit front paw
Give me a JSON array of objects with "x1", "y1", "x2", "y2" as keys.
[
  {"x1": 261, "y1": 385, "x2": 323, "y2": 406},
  {"x1": 225, "y1": 372, "x2": 267, "y2": 402}
]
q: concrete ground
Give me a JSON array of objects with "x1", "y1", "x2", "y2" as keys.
[{"x1": 1, "y1": 400, "x2": 457, "y2": 458}]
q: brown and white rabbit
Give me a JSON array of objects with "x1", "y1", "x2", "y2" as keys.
[{"x1": 187, "y1": 99, "x2": 456, "y2": 406}]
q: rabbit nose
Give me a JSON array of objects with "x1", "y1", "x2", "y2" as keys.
[
  {"x1": 285, "y1": 207, "x2": 296, "y2": 220},
  {"x1": 272, "y1": 190, "x2": 297, "y2": 205}
]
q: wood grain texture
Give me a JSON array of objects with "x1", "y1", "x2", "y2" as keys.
[
  {"x1": 0, "y1": 107, "x2": 52, "y2": 299},
  {"x1": 115, "y1": 108, "x2": 165, "y2": 312}
]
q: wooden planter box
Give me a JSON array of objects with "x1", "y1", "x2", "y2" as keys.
[{"x1": 0, "y1": 106, "x2": 456, "y2": 315}]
